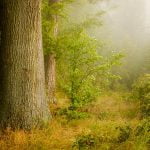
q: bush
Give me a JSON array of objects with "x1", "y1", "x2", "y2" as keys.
[
  {"x1": 72, "y1": 123, "x2": 132, "y2": 150},
  {"x1": 73, "y1": 134, "x2": 99, "y2": 150},
  {"x1": 58, "y1": 108, "x2": 89, "y2": 120},
  {"x1": 132, "y1": 74, "x2": 150, "y2": 118},
  {"x1": 57, "y1": 27, "x2": 123, "y2": 109},
  {"x1": 116, "y1": 125, "x2": 132, "y2": 143},
  {"x1": 134, "y1": 119, "x2": 150, "y2": 149},
  {"x1": 57, "y1": 28, "x2": 102, "y2": 108},
  {"x1": 135, "y1": 119, "x2": 150, "y2": 137}
]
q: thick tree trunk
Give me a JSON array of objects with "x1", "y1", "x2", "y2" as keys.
[
  {"x1": 0, "y1": 0, "x2": 50, "y2": 130},
  {"x1": 45, "y1": 1, "x2": 59, "y2": 103}
]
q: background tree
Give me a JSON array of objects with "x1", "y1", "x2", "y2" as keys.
[
  {"x1": 0, "y1": 0, "x2": 50, "y2": 130},
  {"x1": 42, "y1": 0, "x2": 74, "y2": 103},
  {"x1": 43, "y1": 0, "x2": 59, "y2": 103}
]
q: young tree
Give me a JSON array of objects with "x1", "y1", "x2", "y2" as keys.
[
  {"x1": 57, "y1": 27, "x2": 122, "y2": 109},
  {"x1": 0, "y1": 0, "x2": 50, "y2": 130}
]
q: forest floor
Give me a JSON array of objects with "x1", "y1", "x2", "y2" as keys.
[{"x1": 0, "y1": 92, "x2": 148, "y2": 150}]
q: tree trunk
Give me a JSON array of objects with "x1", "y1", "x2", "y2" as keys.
[
  {"x1": 0, "y1": 0, "x2": 50, "y2": 130},
  {"x1": 45, "y1": 0, "x2": 59, "y2": 103},
  {"x1": 45, "y1": 53, "x2": 56, "y2": 103}
]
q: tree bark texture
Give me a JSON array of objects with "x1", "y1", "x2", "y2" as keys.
[
  {"x1": 45, "y1": 0, "x2": 59, "y2": 103},
  {"x1": 0, "y1": 0, "x2": 50, "y2": 130},
  {"x1": 45, "y1": 53, "x2": 56, "y2": 103}
]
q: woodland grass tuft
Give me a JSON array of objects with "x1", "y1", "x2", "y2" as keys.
[{"x1": 0, "y1": 92, "x2": 149, "y2": 150}]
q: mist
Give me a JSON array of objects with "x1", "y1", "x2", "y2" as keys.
[
  {"x1": 99, "y1": 0, "x2": 150, "y2": 47},
  {"x1": 67, "y1": 0, "x2": 150, "y2": 87},
  {"x1": 68, "y1": 0, "x2": 150, "y2": 48}
]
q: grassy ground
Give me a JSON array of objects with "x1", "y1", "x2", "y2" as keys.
[{"x1": 0, "y1": 92, "x2": 149, "y2": 150}]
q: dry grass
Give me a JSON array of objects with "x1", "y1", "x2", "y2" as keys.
[{"x1": 0, "y1": 92, "x2": 145, "y2": 150}]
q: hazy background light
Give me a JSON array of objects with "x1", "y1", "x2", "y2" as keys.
[{"x1": 99, "y1": 0, "x2": 150, "y2": 47}]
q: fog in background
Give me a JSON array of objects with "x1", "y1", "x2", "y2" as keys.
[
  {"x1": 69, "y1": 0, "x2": 150, "y2": 47},
  {"x1": 68, "y1": 0, "x2": 150, "y2": 87},
  {"x1": 99, "y1": 0, "x2": 150, "y2": 47}
]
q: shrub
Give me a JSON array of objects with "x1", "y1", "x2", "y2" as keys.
[
  {"x1": 58, "y1": 108, "x2": 89, "y2": 120},
  {"x1": 116, "y1": 125, "x2": 132, "y2": 143},
  {"x1": 57, "y1": 27, "x2": 123, "y2": 109},
  {"x1": 133, "y1": 119, "x2": 150, "y2": 149},
  {"x1": 135, "y1": 119, "x2": 150, "y2": 137},
  {"x1": 72, "y1": 123, "x2": 132, "y2": 150},
  {"x1": 73, "y1": 134, "x2": 98, "y2": 150},
  {"x1": 132, "y1": 74, "x2": 150, "y2": 118}
]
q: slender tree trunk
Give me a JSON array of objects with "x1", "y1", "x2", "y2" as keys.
[
  {"x1": 45, "y1": 53, "x2": 56, "y2": 103},
  {"x1": 0, "y1": 0, "x2": 50, "y2": 130},
  {"x1": 45, "y1": 0, "x2": 59, "y2": 103}
]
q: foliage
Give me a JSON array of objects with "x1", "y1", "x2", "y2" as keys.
[
  {"x1": 57, "y1": 27, "x2": 123, "y2": 108},
  {"x1": 58, "y1": 108, "x2": 89, "y2": 120},
  {"x1": 135, "y1": 119, "x2": 150, "y2": 137},
  {"x1": 42, "y1": 0, "x2": 104, "y2": 55},
  {"x1": 57, "y1": 28, "x2": 100, "y2": 107},
  {"x1": 72, "y1": 123, "x2": 133, "y2": 150},
  {"x1": 134, "y1": 119, "x2": 150, "y2": 149},
  {"x1": 73, "y1": 134, "x2": 98, "y2": 149},
  {"x1": 42, "y1": 0, "x2": 63, "y2": 55},
  {"x1": 42, "y1": 0, "x2": 122, "y2": 109},
  {"x1": 132, "y1": 74, "x2": 150, "y2": 118},
  {"x1": 42, "y1": 0, "x2": 74, "y2": 55},
  {"x1": 116, "y1": 125, "x2": 132, "y2": 143}
]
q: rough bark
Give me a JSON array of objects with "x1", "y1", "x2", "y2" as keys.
[
  {"x1": 45, "y1": 0, "x2": 59, "y2": 103},
  {"x1": 45, "y1": 53, "x2": 56, "y2": 103},
  {"x1": 0, "y1": 0, "x2": 50, "y2": 130}
]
